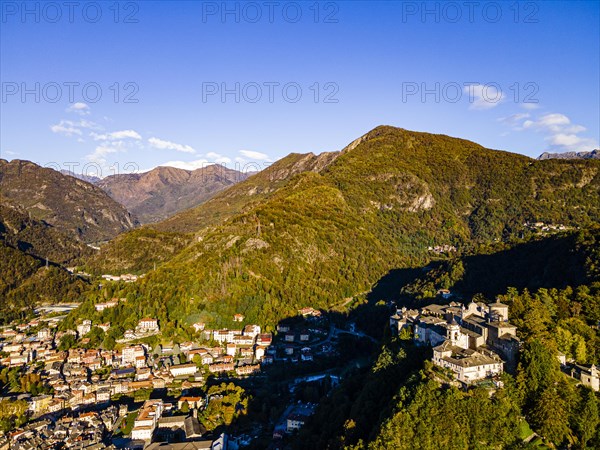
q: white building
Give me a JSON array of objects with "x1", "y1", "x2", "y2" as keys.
[
  {"x1": 243, "y1": 324, "x2": 261, "y2": 338},
  {"x1": 169, "y1": 363, "x2": 197, "y2": 377},
  {"x1": 77, "y1": 320, "x2": 92, "y2": 337},
  {"x1": 432, "y1": 321, "x2": 503, "y2": 383},
  {"x1": 138, "y1": 318, "x2": 159, "y2": 332},
  {"x1": 95, "y1": 300, "x2": 118, "y2": 312},
  {"x1": 122, "y1": 345, "x2": 145, "y2": 365},
  {"x1": 131, "y1": 400, "x2": 164, "y2": 441}
]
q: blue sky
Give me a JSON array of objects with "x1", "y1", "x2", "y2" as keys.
[{"x1": 1, "y1": 0, "x2": 599, "y2": 177}]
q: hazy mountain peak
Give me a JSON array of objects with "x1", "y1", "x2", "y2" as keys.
[
  {"x1": 538, "y1": 149, "x2": 599, "y2": 160},
  {"x1": 97, "y1": 164, "x2": 250, "y2": 224}
]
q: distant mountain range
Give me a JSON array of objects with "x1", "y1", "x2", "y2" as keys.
[
  {"x1": 538, "y1": 149, "x2": 599, "y2": 160},
  {"x1": 96, "y1": 165, "x2": 249, "y2": 224},
  {"x1": 60, "y1": 170, "x2": 102, "y2": 184}
]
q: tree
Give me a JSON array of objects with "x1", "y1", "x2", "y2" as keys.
[
  {"x1": 58, "y1": 333, "x2": 77, "y2": 351},
  {"x1": 573, "y1": 387, "x2": 599, "y2": 449},
  {"x1": 180, "y1": 401, "x2": 189, "y2": 414},
  {"x1": 516, "y1": 339, "x2": 560, "y2": 406},
  {"x1": 530, "y1": 387, "x2": 570, "y2": 445}
]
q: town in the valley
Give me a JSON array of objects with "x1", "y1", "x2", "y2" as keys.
[
  {"x1": 0, "y1": 298, "x2": 363, "y2": 450},
  {"x1": 1, "y1": 289, "x2": 598, "y2": 450}
]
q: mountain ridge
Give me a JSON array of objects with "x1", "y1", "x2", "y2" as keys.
[
  {"x1": 77, "y1": 125, "x2": 600, "y2": 331},
  {"x1": 0, "y1": 159, "x2": 138, "y2": 243}
]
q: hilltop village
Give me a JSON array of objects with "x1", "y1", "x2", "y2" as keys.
[{"x1": 390, "y1": 297, "x2": 599, "y2": 390}]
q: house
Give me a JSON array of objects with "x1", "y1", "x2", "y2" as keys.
[
  {"x1": 255, "y1": 346, "x2": 267, "y2": 360},
  {"x1": 135, "y1": 355, "x2": 147, "y2": 368},
  {"x1": 208, "y1": 363, "x2": 234, "y2": 373},
  {"x1": 233, "y1": 335, "x2": 255, "y2": 346},
  {"x1": 285, "y1": 403, "x2": 316, "y2": 433},
  {"x1": 77, "y1": 320, "x2": 92, "y2": 337},
  {"x1": 122, "y1": 345, "x2": 145, "y2": 365},
  {"x1": 299, "y1": 330, "x2": 310, "y2": 342},
  {"x1": 437, "y1": 289, "x2": 452, "y2": 299},
  {"x1": 298, "y1": 307, "x2": 321, "y2": 317},
  {"x1": 233, "y1": 314, "x2": 245, "y2": 322},
  {"x1": 37, "y1": 329, "x2": 51, "y2": 340},
  {"x1": 226, "y1": 343, "x2": 237, "y2": 357},
  {"x1": 239, "y1": 347, "x2": 254, "y2": 358},
  {"x1": 301, "y1": 348, "x2": 313, "y2": 361},
  {"x1": 257, "y1": 333, "x2": 272, "y2": 346},
  {"x1": 178, "y1": 396, "x2": 204, "y2": 410},
  {"x1": 243, "y1": 324, "x2": 261, "y2": 338},
  {"x1": 213, "y1": 329, "x2": 240, "y2": 343},
  {"x1": 95, "y1": 300, "x2": 118, "y2": 312},
  {"x1": 191, "y1": 322, "x2": 205, "y2": 332},
  {"x1": 138, "y1": 318, "x2": 159, "y2": 332},
  {"x1": 568, "y1": 364, "x2": 599, "y2": 391},
  {"x1": 170, "y1": 364, "x2": 197, "y2": 378},
  {"x1": 236, "y1": 364, "x2": 260, "y2": 376},
  {"x1": 124, "y1": 329, "x2": 136, "y2": 340}
]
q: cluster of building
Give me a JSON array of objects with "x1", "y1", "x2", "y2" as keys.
[
  {"x1": 100, "y1": 274, "x2": 140, "y2": 283},
  {"x1": 7, "y1": 406, "x2": 120, "y2": 450},
  {"x1": 0, "y1": 304, "x2": 341, "y2": 448},
  {"x1": 391, "y1": 299, "x2": 600, "y2": 391},
  {"x1": 391, "y1": 300, "x2": 520, "y2": 383},
  {"x1": 427, "y1": 244, "x2": 457, "y2": 254},
  {"x1": 523, "y1": 221, "x2": 569, "y2": 233}
]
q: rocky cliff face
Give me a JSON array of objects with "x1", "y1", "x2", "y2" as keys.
[
  {"x1": 97, "y1": 164, "x2": 249, "y2": 223},
  {"x1": 0, "y1": 159, "x2": 138, "y2": 243}
]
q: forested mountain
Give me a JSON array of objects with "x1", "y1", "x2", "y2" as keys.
[
  {"x1": 0, "y1": 203, "x2": 90, "y2": 324},
  {"x1": 289, "y1": 227, "x2": 600, "y2": 450},
  {"x1": 97, "y1": 164, "x2": 249, "y2": 223},
  {"x1": 0, "y1": 159, "x2": 138, "y2": 243},
  {"x1": 73, "y1": 126, "x2": 600, "y2": 333}
]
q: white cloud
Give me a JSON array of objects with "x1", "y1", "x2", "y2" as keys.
[
  {"x1": 160, "y1": 159, "x2": 210, "y2": 171},
  {"x1": 521, "y1": 103, "x2": 540, "y2": 110},
  {"x1": 66, "y1": 102, "x2": 90, "y2": 115},
  {"x1": 206, "y1": 152, "x2": 232, "y2": 164},
  {"x1": 526, "y1": 113, "x2": 571, "y2": 132},
  {"x1": 51, "y1": 119, "x2": 101, "y2": 137},
  {"x1": 51, "y1": 120, "x2": 83, "y2": 137},
  {"x1": 500, "y1": 110, "x2": 598, "y2": 153},
  {"x1": 564, "y1": 125, "x2": 586, "y2": 134},
  {"x1": 545, "y1": 133, "x2": 597, "y2": 152},
  {"x1": 148, "y1": 137, "x2": 196, "y2": 154},
  {"x1": 464, "y1": 84, "x2": 505, "y2": 110},
  {"x1": 85, "y1": 145, "x2": 120, "y2": 166},
  {"x1": 498, "y1": 113, "x2": 530, "y2": 127},
  {"x1": 91, "y1": 130, "x2": 142, "y2": 141},
  {"x1": 239, "y1": 149, "x2": 270, "y2": 161}
]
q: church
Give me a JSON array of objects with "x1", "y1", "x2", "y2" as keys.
[{"x1": 391, "y1": 299, "x2": 521, "y2": 383}]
